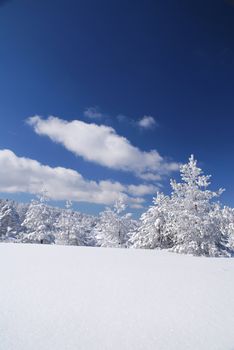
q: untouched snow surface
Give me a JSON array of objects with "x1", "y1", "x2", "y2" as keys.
[{"x1": 1, "y1": 244, "x2": 234, "y2": 350}]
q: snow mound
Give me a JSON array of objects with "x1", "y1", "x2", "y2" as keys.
[{"x1": 1, "y1": 244, "x2": 234, "y2": 350}]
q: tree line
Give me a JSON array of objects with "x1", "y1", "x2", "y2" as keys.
[{"x1": 0, "y1": 155, "x2": 234, "y2": 256}]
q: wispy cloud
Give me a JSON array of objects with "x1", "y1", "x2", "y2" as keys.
[
  {"x1": 0, "y1": 149, "x2": 152, "y2": 208},
  {"x1": 84, "y1": 107, "x2": 158, "y2": 131},
  {"x1": 116, "y1": 114, "x2": 132, "y2": 123},
  {"x1": 84, "y1": 106, "x2": 104, "y2": 119},
  {"x1": 138, "y1": 115, "x2": 158, "y2": 129},
  {"x1": 117, "y1": 114, "x2": 158, "y2": 130},
  {"x1": 27, "y1": 115, "x2": 179, "y2": 180}
]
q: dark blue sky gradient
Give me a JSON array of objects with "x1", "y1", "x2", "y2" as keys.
[{"x1": 0, "y1": 0, "x2": 234, "y2": 213}]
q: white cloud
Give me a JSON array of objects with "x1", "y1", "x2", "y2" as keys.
[
  {"x1": 0, "y1": 149, "x2": 146, "y2": 207},
  {"x1": 27, "y1": 116, "x2": 179, "y2": 180},
  {"x1": 127, "y1": 184, "x2": 158, "y2": 196},
  {"x1": 138, "y1": 116, "x2": 157, "y2": 129},
  {"x1": 84, "y1": 106, "x2": 104, "y2": 119}
]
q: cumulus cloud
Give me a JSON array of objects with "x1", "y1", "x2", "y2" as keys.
[
  {"x1": 0, "y1": 149, "x2": 151, "y2": 208},
  {"x1": 138, "y1": 116, "x2": 157, "y2": 129},
  {"x1": 27, "y1": 116, "x2": 179, "y2": 180}
]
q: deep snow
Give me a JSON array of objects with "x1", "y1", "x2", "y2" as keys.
[{"x1": 0, "y1": 244, "x2": 234, "y2": 350}]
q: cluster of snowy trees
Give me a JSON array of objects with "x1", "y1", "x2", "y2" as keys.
[
  {"x1": 0, "y1": 196, "x2": 98, "y2": 247},
  {"x1": 131, "y1": 155, "x2": 234, "y2": 257},
  {"x1": 0, "y1": 155, "x2": 234, "y2": 256},
  {"x1": 0, "y1": 193, "x2": 137, "y2": 249}
]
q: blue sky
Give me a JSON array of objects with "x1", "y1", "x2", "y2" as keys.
[{"x1": 0, "y1": 0, "x2": 234, "y2": 216}]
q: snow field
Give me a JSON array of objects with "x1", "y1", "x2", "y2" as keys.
[{"x1": 0, "y1": 243, "x2": 234, "y2": 350}]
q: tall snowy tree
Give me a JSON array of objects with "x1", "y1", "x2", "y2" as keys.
[{"x1": 168, "y1": 155, "x2": 228, "y2": 256}]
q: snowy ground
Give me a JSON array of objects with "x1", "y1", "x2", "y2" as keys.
[{"x1": 0, "y1": 244, "x2": 234, "y2": 350}]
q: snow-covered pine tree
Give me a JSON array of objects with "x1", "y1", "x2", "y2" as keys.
[
  {"x1": 168, "y1": 155, "x2": 228, "y2": 256},
  {"x1": 64, "y1": 208, "x2": 85, "y2": 246},
  {"x1": 20, "y1": 190, "x2": 55, "y2": 244},
  {"x1": 55, "y1": 201, "x2": 80, "y2": 245},
  {"x1": 67, "y1": 213, "x2": 96, "y2": 246},
  {"x1": 78, "y1": 215, "x2": 98, "y2": 247},
  {"x1": 220, "y1": 206, "x2": 234, "y2": 252},
  {"x1": 130, "y1": 192, "x2": 172, "y2": 249},
  {"x1": 95, "y1": 197, "x2": 135, "y2": 248},
  {"x1": 53, "y1": 200, "x2": 99, "y2": 246},
  {"x1": 0, "y1": 200, "x2": 20, "y2": 242}
]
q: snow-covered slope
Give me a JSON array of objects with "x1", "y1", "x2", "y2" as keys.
[{"x1": 1, "y1": 244, "x2": 234, "y2": 350}]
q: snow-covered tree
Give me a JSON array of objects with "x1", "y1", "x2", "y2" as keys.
[
  {"x1": 220, "y1": 206, "x2": 234, "y2": 252},
  {"x1": 168, "y1": 155, "x2": 229, "y2": 256},
  {"x1": 0, "y1": 200, "x2": 20, "y2": 242},
  {"x1": 78, "y1": 215, "x2": 98, "y2": 246},
  {"x1": 130, "y1": 192, "x2": 172, "y2": 249},
  {"x1": 55, "y1": 201, "x2": 79, "y2": 245},
  {"x1": 67, "y1": 213, "x2": 97, "y2": 246},
  {"x1": 95, "y1": 197, "x2": 136, "y2": 248},
  {"x1": 20, "y1": 190, "x2": 55, "y2": 244},
  {"x1": 54, "y1": 201, "x2": 97, "y2": 246},
  {"x1": 55, "y1": 200, "x2": 73, "y2": 245}
]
